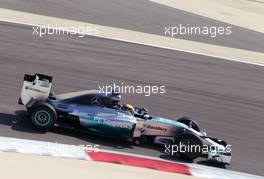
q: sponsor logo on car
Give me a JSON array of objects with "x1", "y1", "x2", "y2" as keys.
[
  {"x1": 92, "y1": 116, "x2": 133, "y2": 129},
  {"x1": 144, "y1": 124, "x2": 167, "y2": 132}
]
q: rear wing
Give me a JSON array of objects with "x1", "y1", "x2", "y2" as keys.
[{"x1": 19, "y1": 73, "x2": 53, "y2": 107}]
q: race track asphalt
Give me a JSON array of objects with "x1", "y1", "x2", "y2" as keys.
[
  {"x1": 0, "y1": 0, "x2": 264, "y2": 52},
  {"x1": 0, "y1": 22, "x2": 264, "y2": 175}
]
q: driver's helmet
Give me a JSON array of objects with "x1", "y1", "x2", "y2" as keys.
[{"x1": 122, "y1": 104, "x2": 135, "y2": 114}]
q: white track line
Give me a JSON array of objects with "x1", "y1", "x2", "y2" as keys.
[
  {"x1": 0, "y1": 136, "x2": 89, "y2": 160},
  {"x1": 0, "y1": 136, "x2": 263, "y2": 179},
  {"x1": 1, "y1": 18, "x2": 264, "y2": 68},
  {"x1": 0, "y1": 8, "x2": 264, "y2": 67}
]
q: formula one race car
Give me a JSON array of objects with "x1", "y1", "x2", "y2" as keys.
[{"x1": 18, "y1": 73, "x2": 231, "y2": 165}]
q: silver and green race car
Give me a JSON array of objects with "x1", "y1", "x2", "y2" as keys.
[{"x1": 18, "y1": 73, "x2": 231, "y2": 165}]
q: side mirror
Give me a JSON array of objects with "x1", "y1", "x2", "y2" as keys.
[
  {"x1": 142, "y1": 107, "x2": 149, "y2": 114},
  {"x1": 201, "y1": 132, "x2": 207, "y2": 137}
]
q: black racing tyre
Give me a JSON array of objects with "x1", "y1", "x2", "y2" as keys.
[
  {"x1": 30, "y1": 104, "x2": 56, "y2": 131},
  {"x1": 18, "y1": 97, "x2": 22, "y2": 105},
  {"x1": 177, "y1": 117, "x2": 200, "y2": 132},
  {"x1": 176, "y1": 134, "x2": 202, "y2": 160}
]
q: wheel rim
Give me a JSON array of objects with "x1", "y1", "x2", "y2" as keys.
[
  {"x1": 34, "y1": 110, "x2": 51, "y2": 126},
  {"x1": 180, "y1": 139, "x2": 200, "y2": 158}
]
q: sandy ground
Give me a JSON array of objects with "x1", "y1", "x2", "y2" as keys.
[
  {"x1": 0, "y1": 152, "x2": 202, "y2": 179},
  {"x1": 150, "y1": 0, "x2": 264, "y2": 33}
]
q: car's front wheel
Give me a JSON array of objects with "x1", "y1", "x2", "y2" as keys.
[
  {"x1": 30, "y1": 104, "x2": 56, "y2": 131},
  {"x1": 175, "y1": 134, "x2": 202, "y2": 160},
  {"x1": 177, "y1": 117, "x2": 200, "y2": 132}
]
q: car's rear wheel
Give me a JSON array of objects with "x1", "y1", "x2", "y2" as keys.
[
  {"x1": 30, "y1": 104, "x2": 56, "y2": 131},
  {"x1": 177, "y1": 117, "x2": 200, "y2": 132},
  {"x1": 175, "y1": 134, "x2": 202, "y2": 160}
]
